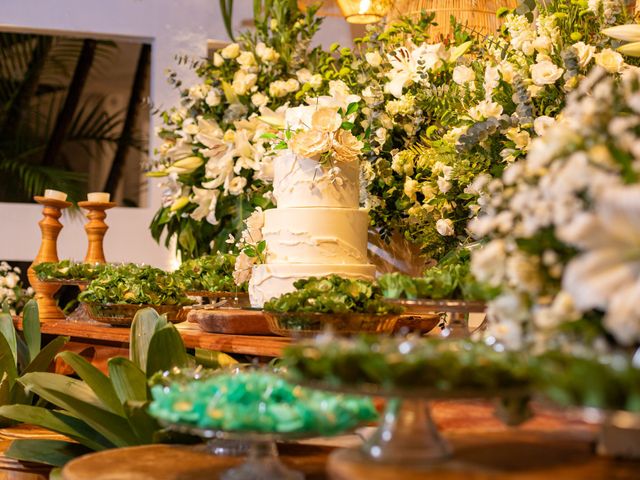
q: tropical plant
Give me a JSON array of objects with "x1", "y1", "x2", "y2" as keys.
[
  {"x1": 0, "y1": 300, "x2": 68, "y2": 426},
  {"x1": 0, "y1": 308, "x2": 235, "y2": 469},
  {"x1": 0, "y1": 33, "x2": 148, "y2": 203}
]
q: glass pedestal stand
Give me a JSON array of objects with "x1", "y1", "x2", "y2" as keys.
[
  {"x1": 362, "y1": 398, "x2": 450, "y2": 463},
  {"x1": 221, "y1": 439, "x2": 302, "y2": 480},
  {"x1": 163, "y1": 423, "x2": 318, "y2": 480},
  {"x1": 389, "y1": 299, "x2": 487, "y2": 338}
]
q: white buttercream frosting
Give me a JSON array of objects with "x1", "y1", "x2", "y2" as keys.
[
  {"x1": 263, "y1": 208, "x2": 369, "y2": 265},
  {"x1": 273, "y1": 151, "x2": 359, "y2": 208},
  {"x1": 249, "y1": 263, "x2": 376, "y2": 307}
]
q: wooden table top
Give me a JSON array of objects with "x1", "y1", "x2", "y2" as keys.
[
  {"x1": 14, "y1": 317, "x2": 291, "y2": 357},
  {"x1": 2, "y1": 402, "x2": 640, "y2": 480}
]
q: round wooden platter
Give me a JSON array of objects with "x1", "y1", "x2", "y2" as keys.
[
  {"x1": 61, "y1": 443, "x2": 331, "y2": 480},
  {"x1": 328, "y1": 430, "x2": 640, "y2": 480}
]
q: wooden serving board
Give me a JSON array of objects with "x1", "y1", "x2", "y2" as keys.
[{"x1": 188, "y1": 308, "x2": 273, "y2": 335}]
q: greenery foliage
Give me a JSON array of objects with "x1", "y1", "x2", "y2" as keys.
[
  {"x1": 264, "y1": 275, "x2": 403, "y2": 314},
  {"x1": 0, "y1": 300, "x2": 68, "y2": 426}
]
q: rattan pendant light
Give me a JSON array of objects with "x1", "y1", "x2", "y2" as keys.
[{"x1": 386, "y1": 0, "x2": 519, "y2": 38}]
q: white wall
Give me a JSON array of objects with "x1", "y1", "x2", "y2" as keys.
[{"x1": 0, "y1": 0, "x2": 353, "y2": 268}]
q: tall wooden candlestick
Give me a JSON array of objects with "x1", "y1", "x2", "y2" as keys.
[
  {"x1": 27, "y1": 196, "x2": 72, "y2": 321},
  {"x1": 78, "y1": 201, "x2": 116, "y2": 264}
]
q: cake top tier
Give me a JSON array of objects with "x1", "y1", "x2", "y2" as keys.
[{"x1": 273, "y1": 151, "x2": 360, "y2": 209}]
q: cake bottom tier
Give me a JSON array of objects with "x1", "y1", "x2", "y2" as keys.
[{"x1": 249, "y1": 263, "x2": 376, "y2": 308}]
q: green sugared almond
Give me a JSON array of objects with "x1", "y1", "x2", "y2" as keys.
[{"x1": 149, "y1": 370, "x2": 377, "y2": 435}]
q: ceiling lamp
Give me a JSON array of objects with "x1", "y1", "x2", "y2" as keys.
[
  {"x1": 297, "y1": 0, "x2": 343, "y2": 16},
  {"x1": 336, "y1": 0, "x2": 393, "y2": 24}
]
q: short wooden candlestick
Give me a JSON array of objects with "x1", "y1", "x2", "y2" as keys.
[
  {"x1": 27, "y1": 196, "x2": 72, "y2": 321},
  {"x1": 77, "y1": 201, "x2": 117, "y2": 264}
]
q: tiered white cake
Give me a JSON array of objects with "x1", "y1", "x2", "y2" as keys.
[{"x1": 249, "y1": 151, "x2": 375, "y2": 307}]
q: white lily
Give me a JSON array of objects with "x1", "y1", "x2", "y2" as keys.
[{"x1": 602, "y1": 24, "x2": 640, "y2": 42}]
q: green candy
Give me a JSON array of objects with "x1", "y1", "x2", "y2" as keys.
[{"x1": 149, "y1": 371, "x2": 377, "y2": 435}]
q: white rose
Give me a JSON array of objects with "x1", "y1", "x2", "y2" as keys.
[
  {"x1": 269, "y1": 80, "x2": 288, "y2": 98},
  {"x1": 469, "y1": 100, "x2": 503, "y2": 120},
  {"x1": 437, "y1": 176, "x2": 452, "y2": 193},
  {"x1": 205, "y1": 90, "x2": 221, "y2": 107},
  {"x1": 533, "y1": 116, "x2": 555, "y2": 136},
  {"x1": 530, "y1": 60, "x2": 564, "y2": 86},
  {"x1": 436, "y1": 218, "x2": 455, "y2": 236},
  {"x1": 232, "y1": 70, "x2": 257, "y2": 95},
  {"x1": 296, "y1": 68, "x2": 312, "y2": 84},
  {"x1": 237, "y1": 51, "x2": 256, "y2": 67},
  {"x1": 594, "y1": 48, "x2": 624, "y2": 73},
  {"x1": 533, "y1": 36, "x2": 552, "y2": 53},
  {"x1": 221, "y1": 43, "x2": 240, "y2": 59},
  {"x1": 452, "y1": 65, "x2": 475, "y2": 85},
  {"x1": 251, "y1": 92, "x2": 268, "y2": 107},
  {"x1": 309, "y1": 74, "x2": 323, "y2": 89},
  {"x1": 572, "y1": 42, "x2": 595, "y2": 69},
  {"x1": 365, "y1": 51, "x2": 383, "y2": 67},
  {"x1": 505, "y1": 128, "x2": 531, "y2": 149},
  {"x1": 228, "y1": 176, "x2": 248, "y2": 195},
  {"x1": 403, "y1": 178, "x2": 419, "y2": 200},
  {"x1": 284, "y1": 78, "x2": 300, "y2": 93},
  {"x1": 255, "y1": 42, "x2": 279, "y2": 62},
  {"x1": 498, "y1": 61, "x2": 516, "y2": 83},
  {"x1": 213, "y1": 52, "x2": 224, "y2": 67}
]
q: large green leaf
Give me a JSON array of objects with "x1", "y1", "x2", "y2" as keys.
[
  {"x1": 146, "y1": 323, "x2": 189, "y2": 377},
  {"x1": 124, "y1": 400, "x2": 158, "y2": 444},
  {"x1": 195, "y1": 349, "x2": 238, "y2": 369},
  {"x1": 23, "y1": 336, "x2": 69, "y2": 374},
  {"x1": 0, "y1": 332, "x2": 17, "y2": 387},
  {"x1": 18, "y1": 372, "x2": 139, "y2": 447},
  {"x1": 107, "y1": 357, "x2": 147, "y2": 404},
  {"x1": 56, "y1": 351, "x2": 124, "y2": 416},
  {"x1": 5, "y1": 439, "x2": 91, "y2": 467},
  {"x1": 0, "y1": 313, "x2": 17, "y2": 366},
  {"x1": 21, "y1": 299, "x2": 41, "y2": 363},
  {"x1": 0, "y1": 405, "x2": 114, "y2": 451},
  {"x1": 129, "y1": 308, "x2": 167, "y2": 372}
]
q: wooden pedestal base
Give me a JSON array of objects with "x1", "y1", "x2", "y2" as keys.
[{"x1": 27, "y1": 196, "x2": 71, "y2": 321}]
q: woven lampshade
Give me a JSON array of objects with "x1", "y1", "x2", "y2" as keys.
[
  {"x1": 297, "y1": 0, "x2": 344, "y2": 16},
  {"x1": 336, "y1": 0, "x2": 394, "y2": 23},
  {"x1": 387, "y1": 0, "x2": 519, "y2": 38}
]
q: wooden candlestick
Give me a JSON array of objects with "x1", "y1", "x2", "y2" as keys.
[
  {"x1": 27, "y1": 196, "x2": 72, "y2": 321},
  {"x1": 77, "y1": 201, "x2": 116, "y2": 264}
]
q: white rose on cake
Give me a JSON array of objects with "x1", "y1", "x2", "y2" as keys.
[
  {"x1": 289, "y1": 130, "x2": 331, "y2": 158},
  {"x1": 333, "y1": 130, "x2": 363, "y2": 163}
]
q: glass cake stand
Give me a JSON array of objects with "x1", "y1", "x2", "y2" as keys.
[
  {"x1": 388, "y1": 299, "x2": 487, "y2": 338},
  {"x1": 163, "y1": 422, "x2": 328, "y2": 480},
  {"x1": 294, "y1": 378, "x2": 529, "y2": 465}
]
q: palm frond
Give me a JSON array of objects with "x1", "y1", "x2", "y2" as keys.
[{"x1": 0, "y1": 156, "x2": 86, "y2": 201}]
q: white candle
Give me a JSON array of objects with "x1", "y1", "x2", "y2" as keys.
[
  {"x1": 87, "y1": 192, "x2": 110, "y2": 202},
  {"x1": 44, "y1": 189, "x2": 67, "y2": 201}
]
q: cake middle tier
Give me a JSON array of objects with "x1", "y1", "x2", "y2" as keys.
[{"x1": 263, "y1": 208, "x2": 370, "y2": 265}]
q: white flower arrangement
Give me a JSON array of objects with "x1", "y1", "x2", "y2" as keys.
[
  {"x1": 0, "y1": 262, "x2": 33, "y2": 315},
  {"x1": 470, "y1": 67, "x2": 640, "y2": 350}
]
